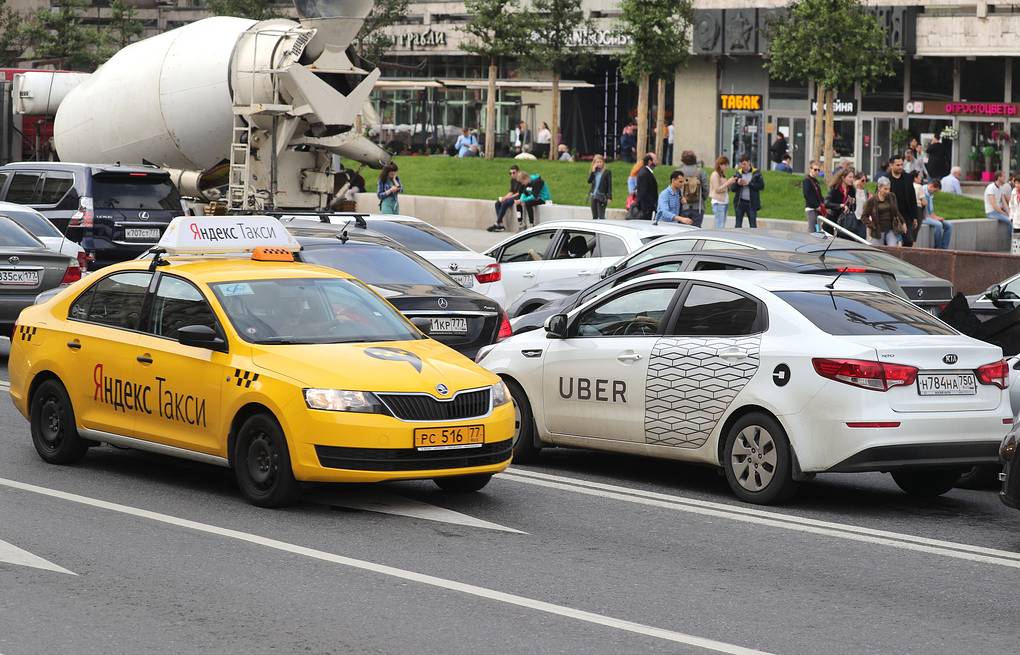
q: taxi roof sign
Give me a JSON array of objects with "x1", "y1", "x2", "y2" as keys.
[{"x1": 157, "y1": 216, "x2": 300, "y2": 255}]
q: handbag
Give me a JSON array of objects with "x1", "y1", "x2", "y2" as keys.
[
  {"x1": 626, "y1": 202, "x2": 643, "y2": 220},
  {"x1": 590, "y1": 191, "x2": 608, "y2": 203}
]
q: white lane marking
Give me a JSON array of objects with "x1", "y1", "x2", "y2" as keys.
[
  {"x1": 0, "y1": 478, "x2": 770, "y2": 655},
  {"x1": 324, "y1": 490, "x2": 526, "y2": 534},
  {"x1": 0, "y1": 537, "x2": 75, "y2": 575},
  {"x1": 501, "y1": 469, "x2": 1020, "y2": 569}
]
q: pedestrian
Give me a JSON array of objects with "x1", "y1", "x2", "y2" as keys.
[
  {"x1": 655, "y1": 170, "x2": 696, "y2": 225},
  {"x1": 376, "y1": 163, "x2": 401, "y2": 214},
  {"x1": 886, "y1": 156, "x2": 919, "y2": 246},
  {"x1": 536, "y1": 122, "x2": 551, "y2": 159},
  {"x1": 941, "y1": 166, "x2": 963, "y2": 194},
  {"x1": 677, "y1": 150, "x2": 708, "y2": 227},
  {"x1": 860, "y1": 178, "x2": 907, "y2": 246},
  {"x1": 517, "y1": 169, "x2": 550, "y2": 227},
  {"x1": 709, "y1": 156, "x2": 735, "y2": 229},
  {"x1": 775, "y1": 154, "x2": 793, "y2": 173},
  {"x1": 985, "y1": 170, "x2": 1011, "y2": 230},
  {"x1": 922, "y1": 178, "x2": 952, "y2": 249},
  {"x1": 514, "y1": 121, "x2": 531, "y2": 153},
  {"x1": 557, "y1": 143, "x2": 573, "y2": 161},
  {"x1": 926, "y1": 133, "x2": 949, "y2": 180},
  {"x1": 665, "y1": 121, "x2": 675, "y2": 165},
  {"x1": 634, "y1": 153, "x2": 659, "y2": 221},
  {"x1": 909, "y1": 138, "x2": 928, "y2": 180},
  {"x1": 770, "y1": 132, "x2": 788, "y2": 170},
  {"x1": 854, "y1": 174, "x2": 871, "y2": 216},
  {"x1": 620, "y1": 124, "x2": 637, "y2": 163},
  {"x1": 903, "y1": 148, "x2": 918, "y2": 174},
  {"x1": 874, "y1": 162, "x2": 890, "y2": 184},
  {"x1": 488, "y1": 164, "x2": 523, "y2": 232},
  {"x1": 455, "y1": 128, "x2": 478, "y2": 158},
  {"x1": 1009, "y1": 176, "x2": 1020, "y2": 250},
  {"x1": 587, "y1": 155, "x2": 612, "y2": 220},
  {"x1": 912, "y1": 169, "x2": 926, "y2": 215},
  {"x1": 824, "y1": 168, "x2": 857, "y2": 235},
  {"x1": 732, "y1": 154, "x2": 764, "y2": 228},
  {"x1": 802, "y1": 160, "x2": 826, "y2": 233}
]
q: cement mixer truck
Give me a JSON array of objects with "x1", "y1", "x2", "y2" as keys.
[{"x1": 13, "y1": 0, "x2": 390, "y2": 212}]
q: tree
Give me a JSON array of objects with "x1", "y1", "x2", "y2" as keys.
[
  {"x1": 25, "y1": 0, "x2": 109, "y2": 71},
  {"x1": 525, "y1": 0, "x2": 594, "y2": 160},
  {"x1": 206, "y1": 0, "x2": 281, "y2": 21},
  {"x1": 461, "y1": 0, "x2": 525, "y2": 159},
  {"x1": 0, "y1": 5, "x2": 29, "y2": 67},
  {"x1": 106, "y1": 0, "x2": 144, "y2": 50},
  {"x1": 354, "y1": 0, "x2": 409, "y2": 69},
  {"x1": 615, "y1": 0, "x2": 693, "y2": 162},
  {"x1": 767, "y1": 0, "x2": 900, "y2": 173}
]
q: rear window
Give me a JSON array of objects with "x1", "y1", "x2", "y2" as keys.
[
  {"x1": 0, "y1": 216, "x2": 43, "y2": 247},
  {"x1": 825, "y1": 249, "x2": 935, "y2": 279},
  {"x1": 367, "y1": 220, "x2": 466, "y2": 252},
  {"x1": 776, "y1": 290, "x2": 956, "y2": 336},
  {"x1": 1, "y1": 209, "x2": 62, "y2": 238},
  {"x1": 300, "y1": 243, "x2": 452, "y2": 287},
  {"x1": 91, "y1": 173, "x2": 182, "y2": 210}
]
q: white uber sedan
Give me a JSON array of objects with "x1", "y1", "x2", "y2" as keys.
[
  {"x1": 484, "y1": 219, "x2": 696, "y2": 305},
  {"x1": 477, "y1": 271, "x2": 1012, "y2": 505}
]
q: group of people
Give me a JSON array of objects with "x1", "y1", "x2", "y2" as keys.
[{"x1": 486, "y1": 164, "x2": 552, "y2": 232}]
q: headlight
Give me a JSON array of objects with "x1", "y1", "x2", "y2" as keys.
[
  {"x1": 492, "y1": 381, "x2": 512, "y2": 407},
  {"x1": 303, "y1": 389, "x2": 387, "y2": 414}
]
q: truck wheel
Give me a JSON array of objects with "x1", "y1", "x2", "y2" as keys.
[
  {"x1": 891, "y1": 468, "x2": 963, "y2": 498},
  {"x1": 30, "y1": 379, "x2": 89, "y2": 464},
  {"x1": 233, "y1": 413, "x2": 300, "y2": 508},
  {"x1": 723, "y1": 412, "x2": 799, "y2": 505},
  {"x1": 505, "y1": 379, "x2": 541, "y2": 464},
  {"x1": 434, "y1": 474, "x2": 493, "y2": 492}
]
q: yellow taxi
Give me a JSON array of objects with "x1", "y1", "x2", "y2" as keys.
[{"x1": 8, "y1": 217, "x2": 515, "y2": 507}]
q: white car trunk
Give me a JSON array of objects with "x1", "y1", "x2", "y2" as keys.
[{"x1": 418, "y1": 251, "x2": 496, "y2": 288}]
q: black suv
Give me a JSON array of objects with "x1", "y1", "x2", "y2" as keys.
[{"x1": 0, "y1": 163, "x2": 185, "y2": 266}]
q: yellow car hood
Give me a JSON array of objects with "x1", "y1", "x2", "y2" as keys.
[{"x1": 251, "y1": 339, "x2": 499, "y2": 393}]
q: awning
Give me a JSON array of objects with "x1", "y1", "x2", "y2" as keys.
[{"x1": 373, "y1": 80, "x2": 444, "y2": 90}]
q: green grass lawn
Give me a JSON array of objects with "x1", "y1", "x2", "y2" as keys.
[{"x1": 358, "y1": 156, "x2": 985, "y2": 221}]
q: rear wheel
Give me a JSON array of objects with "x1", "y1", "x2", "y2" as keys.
[
  {"x1": 891, "y1": 468, "x2": 963, "y2": 497},
  {"x1": 30, "y1": 378, "x2": 89, "y2": 464},
  {"x1": 505, "y1": 379, "x2": 541, "y2": 463},
  {"x1": 434, "y1": 473, "x2": 493, "y2": 492},
  {"x1": 233, "y1": 413, "x2": 300, "y2": 508},
  {"x1": 722, "y1": 412, "x2": 799, "y2": 505},
  {"x1": 955, "y1": 463, "x2": 1002, "y2": 490}
]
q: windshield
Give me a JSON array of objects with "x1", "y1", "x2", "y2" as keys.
[
  {"x1": 1, "y1": 209, "x2": 62, "y2": 238},
  {"x1": 299, "y1": 243, "x2": 452, "y2": 287},
  {"x1": 92, "y1": 173, "x2": 183, "y2": 210},
  {"x1": 0, "y1": 216, "x2": 43, "y2": 247},
  {"x1": 824, "y1": 249, "x2": 935, "y2": 279},
  {"x1": 776, "y1": 290, "x2": 956, "y2": 336},
  {"x1": 211, "y1": 277, "x2": 420, "y2": 345},
  {"x1": 367, "y1": 220, "x2": 467, "y2": 252}
]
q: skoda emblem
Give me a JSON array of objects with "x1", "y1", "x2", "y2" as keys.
[
  {"x1": 436, "y1": 384, "x2": 449, "y2": 396},
  {"x1": 138, "y1": 211, "x2": 150, "y2": 220},
  {"x1": 437, "y1": 297, "x2": 449, "y2": 309},
  {"x1": 8, "y1": 256, "x2": 19, "y2": 265},
  {"x1": 943, "y1": 353, "x2": 958, "y2": 365}
]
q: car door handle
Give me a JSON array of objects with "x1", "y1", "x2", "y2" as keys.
[
  {"x1": 577, "y1": 270, "x2": 593, "y2": 276},
  {"x1": 522, "y1": 272, "x2": 536, "y2": 278},
  {"x1": 719, "y1": 349, "x2": 747, "y2": 361},
  {"x1": 617, "y1": 351, "x2": 642, "y2": 363},
  {"x1": 66, "y1": 340, "x2": 81, "y2": 350},
  {"x1": 136, "y1": 354, "x2": 153, "y2": 364}
]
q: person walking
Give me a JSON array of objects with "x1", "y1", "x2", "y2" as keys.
[
  {"x1": 709, "y1": 156, "x2": 735, "y2": 229},
  {"x1": 488, "y1": 164, "x2": 523, "y2": 232},
  {"x1": 518, "y1": 169, "x2": 550, "y2": 227},
  {"x1": 732, "y1": 154, "x2": 764, "y2": 228},
  {"x1": 922, "y1": 178, "x2": 952, "y2": 249},
  {"x1": 376, "y1": 163, "x2": 401, "y2": 214},
  {"x1": 824, "y1": 168, "x2": 856, "y2": 235},
  {"x1": 587, "y1": 155, "x2": 612, "y2": 220},
  {"x1": 909, "y1": 138, "x2": 928, "y2": 180},
  {"x1": 1009, "y1": 175, "x2": 1020, "y2": 253},
  {"x1": 665, "y1": 121, "x2": 675, "y2": 165},
  {"x1": 926, "y1": 133, "x2": 949, "y2": 180},
  {"x1": 860, "y1": 178, "x2": 907, "y2": 246},
  {"x1": 886, "y1": 156, "x2": 919, "y2": 246},
  {"x1": 536, "y1": 122, "x2": 552, "y2": 159},
  {"x1": 802, "y1": 160, "x2": 826, "y2": 233},
  {"x1": 770, "y1": 132, "x2": 788, "y2": 171},
  {"x1": 620, "y1": 124, "x2": 637, "y2": 163},
  {"x1": 655, "y1": 171, "x2": 696, "y2": 225},
  {"x1": 633, "y1": 153, "x2": 659, "y2": 221},
  {"x1": 677, "y1": 150, "x2": 708, "y2": 227},
  {"x1": 941, "y1": 166, "x2": 963, "y2": 194}
]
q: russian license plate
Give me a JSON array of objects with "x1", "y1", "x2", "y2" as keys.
[
  {"x1": 451, "y1": 273, "x2": 474, "y2": 288},
  {"x1": 125, "y1": 228, "x2": 160, "y2": 240},
  {"x1": 414, "y1": 425, "x2": 485, "y2": 450},
  {"x1": 0, "y1": 269, "x2": 39, "y2": 286},
  {"x1": 917, "y1": 373, "x2": 977, "y2": 396},
  {"x1": 430, "y1": 317, "x2": 468, "y2": 334}
]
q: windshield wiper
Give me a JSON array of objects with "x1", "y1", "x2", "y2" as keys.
[{"x1": 253, "y1": 337, "x2": 304, "y2": 344}]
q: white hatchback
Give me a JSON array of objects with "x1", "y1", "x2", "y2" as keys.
[{"x1": 477, "y1": 271, "x2": 1012, "y2": 504}]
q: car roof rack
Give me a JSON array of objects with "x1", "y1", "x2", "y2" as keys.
[{"x1": 265, "y1": 211, "x2": 368, "y2": 229}]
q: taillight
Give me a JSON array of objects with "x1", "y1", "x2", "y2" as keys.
[
  {"x1": 976, "y1": 360, "x2": 1009, "y2": 389},
  {"x1": 475, "y1": 263, "x2": 501, "y2": 284},
  {"x1": 76, "y1": 251, "x2": 88, "y2": 272},
  {"x1": 812, "y1": 358, "x2": 918, "y2": 392},
  {"x1": 60, "y1": 264, "x2": 82, "y2": 285},
  {"x1": 497, "y1": 311, "x2": 512, "y2": 341},
  {"x1": 837, "y1": 267, "x2": 867, "y2": 273}
]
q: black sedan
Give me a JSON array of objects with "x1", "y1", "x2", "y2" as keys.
[
  {"x1": 287, "y1": 226, "x2": 510, "y2": 359},
  {"x1": 509, "y1": 249, "x2": 905, "y2": 334}
]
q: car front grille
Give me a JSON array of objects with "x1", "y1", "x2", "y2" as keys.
[
  {"x1": 315, "y1": 440, "x2": 513, "y2": 471},
  {"x1": 377, "y1": 388, "x2": 491, "y2": 421}
]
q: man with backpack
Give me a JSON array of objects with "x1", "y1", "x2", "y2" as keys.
[{"x1": 677, "y1": 150, "x2": 708, "y2": 227}]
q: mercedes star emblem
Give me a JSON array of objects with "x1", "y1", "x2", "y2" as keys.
[
  {"x1": 8, "y1": 256, "x2": 19, "y2": 265},
  {"x1": 436, "y1": 384, "x2": 449, "y2": 395},
  {"x1": 437, "y1": 298, "x2": 449, "y2": 309},
  {"x1": 943, "y1": 354, "x2": 958, "y2": 365}
]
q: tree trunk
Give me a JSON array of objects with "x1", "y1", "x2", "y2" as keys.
[
  {"x1": 484, "y1": 57, "x2": 497, "y2": 160},
  {"x1": 655, "y1": 77, "x2": 666, "y2": 164},
  {"x1": 812, "y1": 82, "x2": 825, "y2": 166},
  {"x1": 549, "y1": 71, "x2": 560, "y2": 161},
  {"x1": 636, "y1": 72, "x2": 650, "y2": 160},
  {"x1": 823, "y1": 88, "x2": 835, "y2": 176}
]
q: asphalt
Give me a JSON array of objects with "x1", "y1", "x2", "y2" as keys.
[{"x1": 1, "y1": 335, "x2": 1019, "y2": 655}]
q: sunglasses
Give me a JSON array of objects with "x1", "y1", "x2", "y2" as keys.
[{"x1": 811, "y1": 168, "x2": 821, "y2": 172}]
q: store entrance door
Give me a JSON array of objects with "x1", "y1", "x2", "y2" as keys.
[
  {"x1": 721, "y1": 112, "x2": 762, "y2": 169},
  {"x1": 769, "y1": 116, "x2": 807, "y2": 172},
  {"x1": 868, "y1": 118, "x2": 897, "y2": 177}
]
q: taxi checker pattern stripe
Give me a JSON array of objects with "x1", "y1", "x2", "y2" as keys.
[
  {"x1": 644, "y1": 336, "x2": 761, "y2": 448},
  {"x1": 18, "y1": 325, "x2": 37, "y2": 342},
  {"x1": 232, "y1": 369, "x2": 260, "y2": 388}
]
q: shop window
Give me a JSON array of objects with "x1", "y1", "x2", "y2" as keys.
[
  {"x1": 862, "y1": 63, "x2": 904, "y2": 112},
  {"x1": 957, "y1": 121, "x2": 1005, "y2": 182},
  {"x1": 1011, "y1": 58, "x2": 1020, "y2": 102},
  {"x1": 768, "y1": 77, "x2": 808, "y2": 101},
  {"x1": 960, "y1": 58, "x2": 1005, "y2": 102},
  {"x1": 910, "y1": 58, "x2": 953, "y2": 103}
]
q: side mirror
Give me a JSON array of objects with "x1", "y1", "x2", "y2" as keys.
[
  {"x1": 545, "y1": 313, "x2": 568, "y2": 339},
  {"x1": 178, "y1": 324, "x2": 227, "y2": 352},
  {"x1": 411, "y1": 317, "x2": 432, "y2": 335},
  {"x1": 601, "y1": 265, "x2": 616, "y2": 279},
  {"x1": 987, "y1": 284, "x2": 1002, "y2": 301}
]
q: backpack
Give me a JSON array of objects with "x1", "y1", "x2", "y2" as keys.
[{"x1": 682, "y1": 174, "x2": 702, "y2": 209}]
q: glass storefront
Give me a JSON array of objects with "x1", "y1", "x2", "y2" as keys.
[
  {"x1": 957, "y1": 121, "x2": 1005, "y2": 181},
  {"x1": 720, "y1": 112, "x2": 762, "y2": 168}
]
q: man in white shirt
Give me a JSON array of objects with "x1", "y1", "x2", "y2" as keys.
[
  {"x1": 985, "y1": 171, "x2": 1010, "y2": 225},
  {"x1": 941, "y1": 166, "x2": 963, "y2": 195},
  {"x1": 665, "y1": 122, "x2": 675, "y2": 165}
]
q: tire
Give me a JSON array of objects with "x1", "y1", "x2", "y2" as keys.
[
  {"x1": 955, "y1": 463, "x2": 1002, "y2": 490},
  {"x1": 891, "y1": 468, "x2": 963, "y2": 498},
  {"x1": 505, "y1": 378, "x2": 541, "y2": 464},
  {"x1": 30, "y1": 378, "x2": 89, "y2": 464},
  {"x1": 722, "y1": 412, "x2": 799, "y2": 505},
  {"x1": 232, "y1": 413, "x2": 301, "y2": 508},
  {"x1": 434, "y1": 473, "x2": 493, "y2": 492}
]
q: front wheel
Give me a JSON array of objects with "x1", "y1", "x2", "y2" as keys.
[
  {"x1": 434, "y1": 473, "x2": 493, "y2": 492},
  {"x1": 233, "y1": 413, "x2": 300, "y2": 508},
  {"x1": 891, "y1": 468, "x2": 963, "y2": 497},
  {"x1": 722, "y1": 412, "x2": 799, "y2": 505},
  {"x1": 505, "y1": 379, "x2": 541, "y2": 463},
  {"x1": 30, "y1": 378, "x2": 89, "y2": 464}
]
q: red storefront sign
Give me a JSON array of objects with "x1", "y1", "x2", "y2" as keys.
[{"x1": 907, "y1": 100, "x2": 1020, "y2": 116}]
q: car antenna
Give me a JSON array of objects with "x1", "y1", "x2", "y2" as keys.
[
  {"x1": 335, "y1": 219, "x2": 353, "y2": 245},
  {"x1": 147, "y1": 247, "x2": 169, "y2": 272},
  {"x1": 825, "y1": 265, "x2": 849, "y2": 290},
  {"x1": 817, "y1": 227, "x2": 836, "y2": 266}
]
